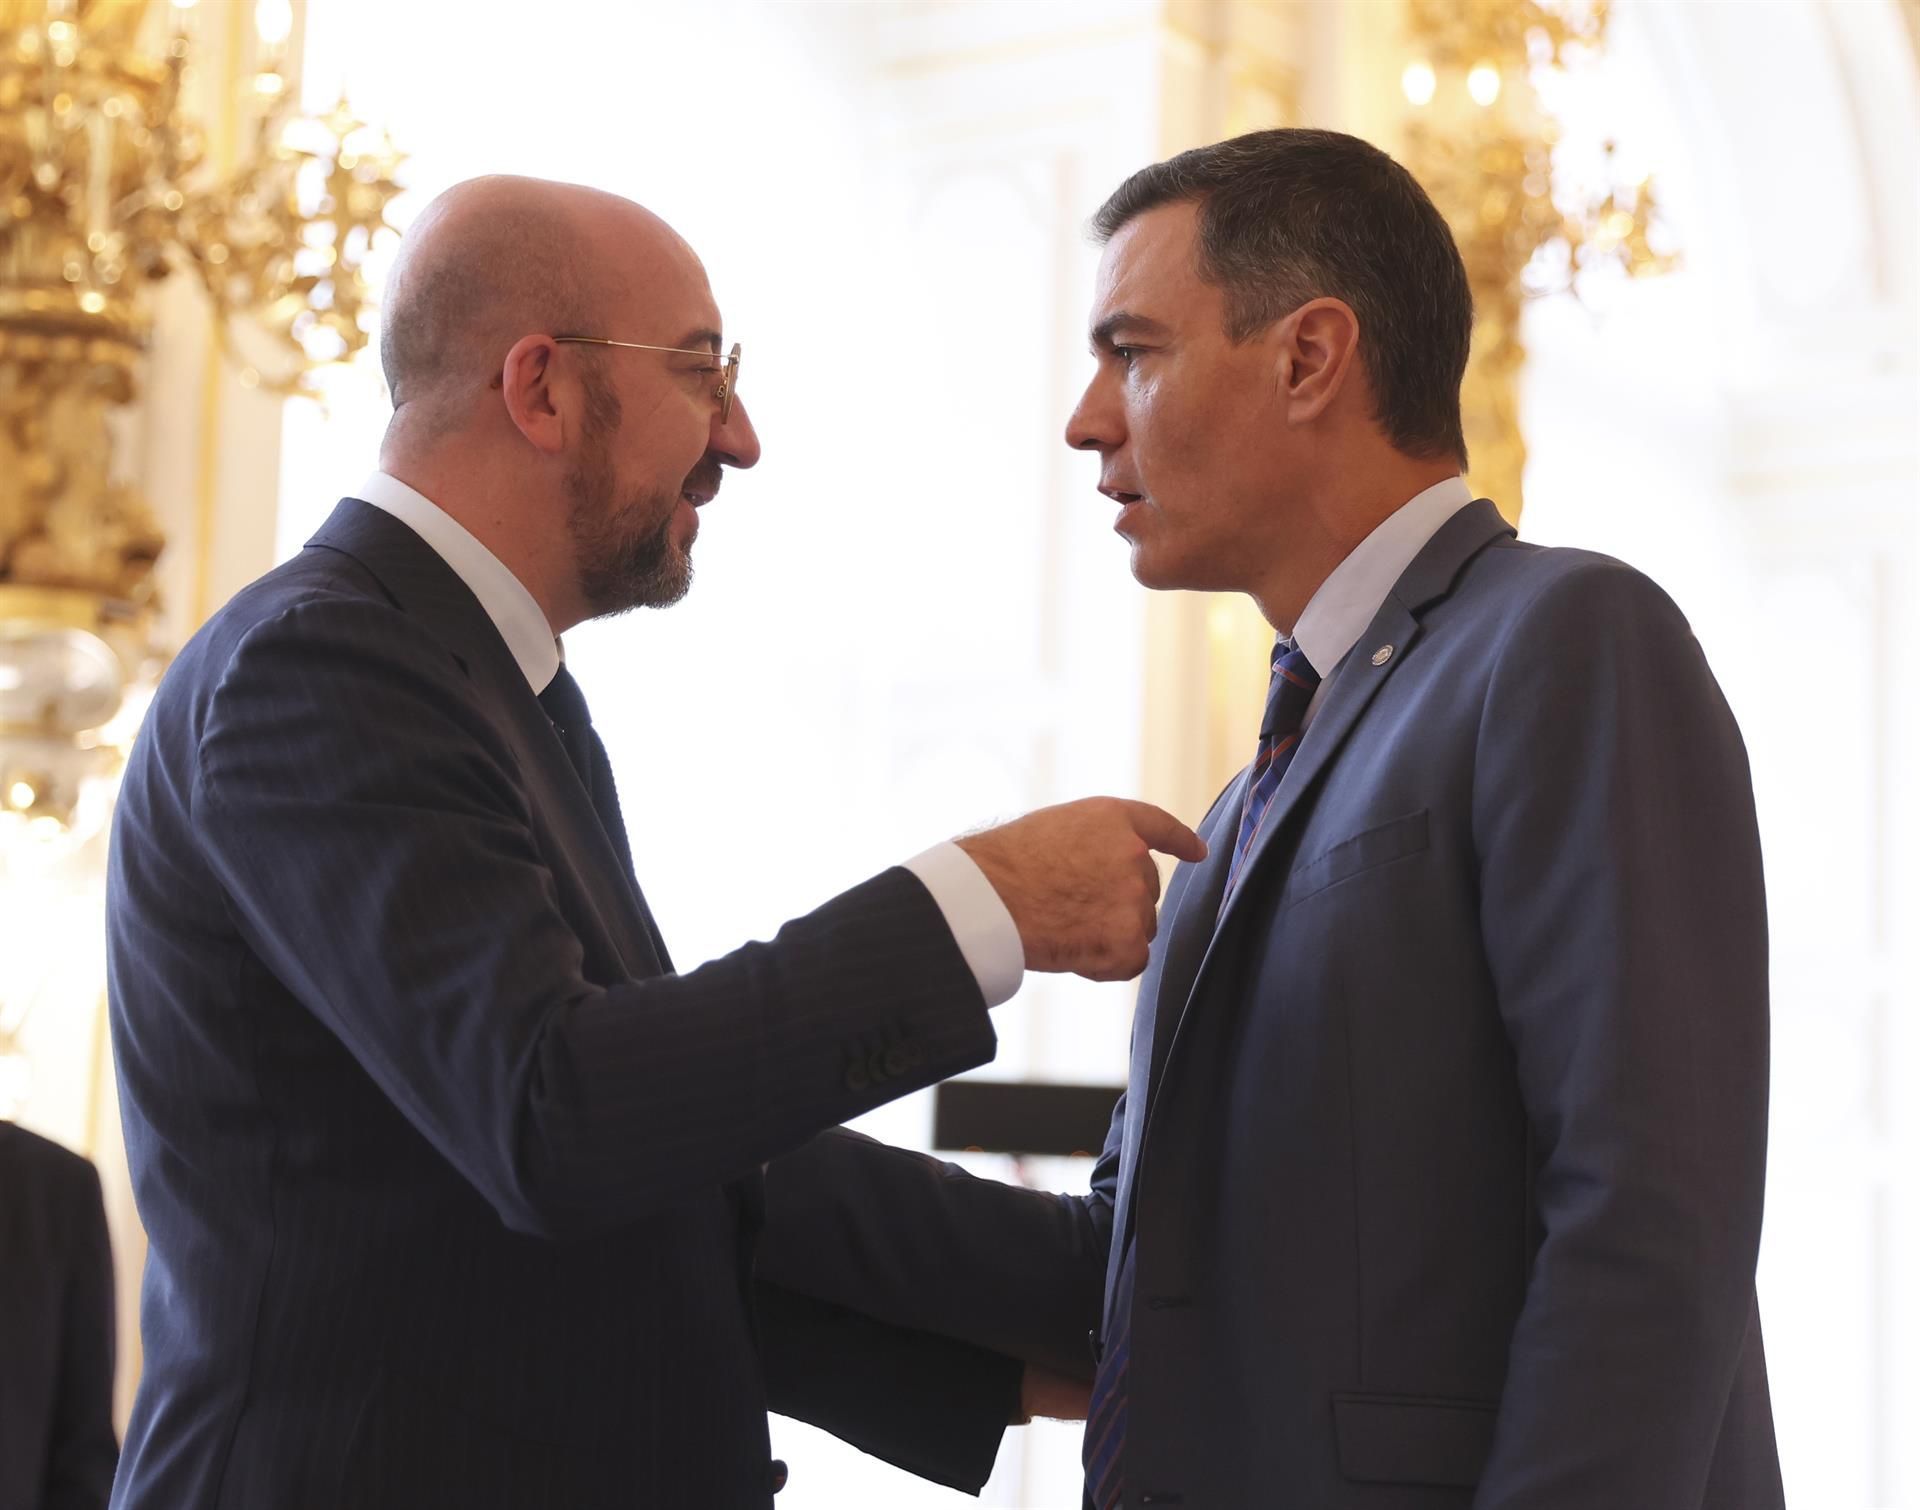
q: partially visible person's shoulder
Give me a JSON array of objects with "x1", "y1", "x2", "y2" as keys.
[{"x1": 0, "y1": 1121, "x2": 99, "y2": 1189}]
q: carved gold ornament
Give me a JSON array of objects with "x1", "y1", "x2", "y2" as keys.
[
  {"x1": 0, "y1": 0, "x2": 401, "y2": 850},
  {"x1": 1399, "y1": 0, "x2": 1675, "y2": 520}
]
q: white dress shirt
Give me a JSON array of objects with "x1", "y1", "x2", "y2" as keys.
[
  {"x1": 1290, "y1": 475, "x2": 1473, "y2": 725},
  {"x1": 356, "y1": 471, "x2": 1025, "y2": 1007}
]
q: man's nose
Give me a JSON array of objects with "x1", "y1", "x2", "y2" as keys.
[
  {"x1": 1064, "y1": 378, "x2": 1118, "y2": 454},
  {"x1": 714, "y1": 394, "x2": 761, "y2": 469}
]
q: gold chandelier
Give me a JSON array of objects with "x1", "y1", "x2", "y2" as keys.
[
  {"x1": 0, "y1": 0, "x2": 402, "y2": 853},
  {"x1": 1398, "y1": 0, "x2": 1675, "y2": 520}
]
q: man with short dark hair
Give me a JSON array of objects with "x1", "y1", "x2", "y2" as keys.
[{"x1": 762, "y1": 128, "x2": 1784, "y2": 1508}]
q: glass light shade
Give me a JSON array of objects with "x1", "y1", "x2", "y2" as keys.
[
  {"x1": 0, "y1": 731, "x2": 122, "y2": 864},
  {"x1": 0, "y1": 621, "x2": 126, "y2": 735}
]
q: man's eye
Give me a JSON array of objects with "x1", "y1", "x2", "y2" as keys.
[{"x1": 1111, "y1": 346, "x2": 1140, "y2": 365}]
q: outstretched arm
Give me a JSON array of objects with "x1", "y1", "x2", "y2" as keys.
[{"x1": 758, "y1": 1094, "x2": 1127, "y2": 1381}]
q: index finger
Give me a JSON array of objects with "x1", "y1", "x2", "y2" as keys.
[{"x1": 1118, "y1": 800, "x2": 1208, "y2": 864}]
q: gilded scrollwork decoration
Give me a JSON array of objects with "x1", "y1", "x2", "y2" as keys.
[
  {"x1": 0, "y1": 0, "x2": 402, "y2": 859},
  {"x1": 1398, "y1": 0, "x2": 1676, "y2": 522}
]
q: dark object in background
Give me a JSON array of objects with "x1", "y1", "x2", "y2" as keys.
[
  {"x1": 932, "y1": 1080, "x2": 1121, "y2": 1160},
  {"x1": 0, "y1": 1121, "x2": 118, "y2": 1510}
]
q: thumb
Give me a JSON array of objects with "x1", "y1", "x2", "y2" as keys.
[{"x1": 1119, "y1": 800, "x2": 1207, "y2": 863}]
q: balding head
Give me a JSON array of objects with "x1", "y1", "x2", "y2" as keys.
[
  {"x1": 370, "y1": 175, "x2": 759, "y2": 635},
  {"x1": 378, "y1": 176, "x2": 684, "y2": 439}
]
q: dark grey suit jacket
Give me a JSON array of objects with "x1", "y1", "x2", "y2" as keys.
[
  {"x1": 0, "y1": 1123, "x2": 118, "y2": 1510},
  {"x1": 105, "y1": 499, "x2": 1017, "y2": 1510},
  {"x1": 763, "y1": 500, "x2": 1785, "y2": 1508}
]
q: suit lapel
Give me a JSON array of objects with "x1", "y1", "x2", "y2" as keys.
[
  {"x1": 1209, "y1": 598, "x2": 1421, "y2": 941},
  {"x1": 1111, "y1": 500, "x2": 1516, "y2": 1281},
  {"x1": 307, "y1": 499, "x2": 665, "y2": 980},
  {"x1": 1146, "y1": 771, "x2": 1247, "y2": 1081},
  {"x1": 1104, "y1": 778, "x2": 1245, "y2": 1275},
  {"x1": 1205, "y1": 498, "x2": 1514, "y2": 958}
]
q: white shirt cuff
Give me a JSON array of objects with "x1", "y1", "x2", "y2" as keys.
[{"x1": 902, "y1": 841, "x2": 1025, "y2": 1008}]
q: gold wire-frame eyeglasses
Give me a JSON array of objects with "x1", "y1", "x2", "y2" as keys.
[{"x1": 553, "y1": 336, "x2": 741, "y2": 422}]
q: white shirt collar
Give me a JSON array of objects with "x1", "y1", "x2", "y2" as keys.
[
  {"x1": 355, "y1": 471, "x2": 561, "y2": 692},
  {"x1": 1291, "y1": 475, "x2": 1474, "y2": 680}
]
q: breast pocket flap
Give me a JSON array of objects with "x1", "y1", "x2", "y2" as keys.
[
  {"x1": 1283, "y1": 808, "x2": 1430, "y2": 909},
  {"x1": 1331, "y1": 1390, "x2": 1496, "y2": 1488}
]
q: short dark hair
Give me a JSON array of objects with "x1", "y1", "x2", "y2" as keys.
[{"x1": 1092, "y1": 128, "x2": 1473, "y2": 468}]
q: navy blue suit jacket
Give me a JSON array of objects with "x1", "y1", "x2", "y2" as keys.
[
  {"x1": 0, "y1": 1123, "x2": 118, "y2": 1510},
  {"x1": 105, "y1": 500, "x2": 1016, "y2": 1509},
  {"x1": 762, "y1": 502, "x2": 1785, "y2": 1508}
]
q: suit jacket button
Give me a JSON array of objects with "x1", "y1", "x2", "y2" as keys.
[
  {"x1": 1088, "y1": 1327, "x2": 1103, "y2": 1363},
  {"x1": 844, "y1": 1060, "x2": 870, "y2": 1091},
  {"x1": 770, "y1": 1459, "x2": 789, "y2": 1493},
  {"x1": 883, "y1": 1045, "x2": 910, "y2": 1077}
]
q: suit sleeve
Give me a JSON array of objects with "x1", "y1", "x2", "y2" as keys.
[
  {"x1": 46, "y1": 1158, "x2": 118, "y2": 1510},
  {"x1": 191, "y1": 597, "x2": 998, "y2": 1240},
  {"x1": 757, "y1": 1280, "x2": 1019, "y2": 1495},
  {"x1": 757, "y1": 1105, "x2": 1119, "y2": 1381},
  {"x1": 754, "y1": 774, "x2": 1238, "y2": 1375},
  {"x1": 1470, "y1": 561, "x2": 1770, "y2": 1508}
]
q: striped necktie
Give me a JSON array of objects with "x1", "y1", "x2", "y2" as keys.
[
  {"x1": 1082, "y1": 1247, "x2": 1134, "y2": 1509},
  {"x1": 1220, "y1": 639, "x2": 1320, "y2": 913},
  {"x1": 1083, "y1": 640, "x2": 1320, "y2": 1509}
]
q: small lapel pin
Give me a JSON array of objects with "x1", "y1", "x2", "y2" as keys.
[{"x1": 1371, "y1": 644, "x2": 1394, "y2": 667}]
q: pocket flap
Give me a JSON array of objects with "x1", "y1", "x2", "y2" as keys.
[
  {"x1": 1282, "y1": 808, "x2": 1430, "y2": 908},
  {"x1": 1332, "y1": 1391, "x2": 1497, "y2": 1487}
]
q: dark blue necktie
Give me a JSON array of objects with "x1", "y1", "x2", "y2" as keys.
[
  {"x1": 1082, "y1": 1246, "x2": 1135, "y2": 1508},
  {"x1": 537, "y1": 664, "x2": 639, "y2": 890},
  {"x1": 1084, "y1": 639, "x2": 1320, "y2": 1509}
]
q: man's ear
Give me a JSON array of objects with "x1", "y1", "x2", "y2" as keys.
[
  {"x1": 499, "y1": 333, "x2": 568, "y2": 454},
  {"x1": 1275, "y1": 297, "x2": 1361, "y2": 427}
]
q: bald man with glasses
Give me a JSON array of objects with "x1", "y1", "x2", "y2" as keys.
[{"x1": 105, "y1": 175, "x2": 1198, "y2": 1510}]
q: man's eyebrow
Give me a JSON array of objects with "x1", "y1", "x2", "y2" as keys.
[
  {"x1": 677, "y1": 327, "x2": 724, "y2": 353},
  {"x1": 1089, "y1": 312, "x2": 1170, "y2": 349}
]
